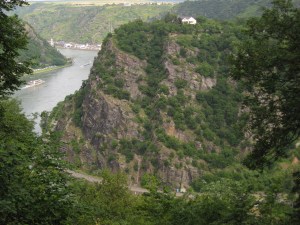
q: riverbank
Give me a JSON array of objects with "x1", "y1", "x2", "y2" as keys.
[
  {"x1": 14, "y1": 48, "x2": 98, "y2": 134},
  {"x1": 33, "y1": 62, "x2": 73, "y2": 75},
  {"x1": 56, "y1": 46, "x2": 101, "y2": 51}
]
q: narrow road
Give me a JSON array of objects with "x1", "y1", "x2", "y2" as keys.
[
  {"x1": 67, "y1": 170, "x2": 149, "y2": 194},
  {"x1": 67, "y1": 170, "x2": 102, "y2": 183}
]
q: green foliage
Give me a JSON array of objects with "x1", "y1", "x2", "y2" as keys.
[
  {"x1": 0, "y1": 8, "x2": 31, "y2": 97},
  {"x1": 70, "y1": 139, "x2": 81, "y2": 154},
  {"x1": 179, "y1": 47, "x2": 187, "y2": 57},
  {"x1": 4, "y1": 2, "x2": 300, "y2": 224},
  {"x1": 231, "y1": 0, "x2": 300, "y2": 168},
  {"x1": 196, "y1": 77, "x2": 246, "y2": 147},
  {"x1": 171, "y1": 179, "x2": 257, "y2": 225},
  {"x1": 173, "y1": 20, "x2": 242, "y2": 77},
  {"x1": 0, "y1": 100, "x2": 72, "y2": 224},
  {"x1": 195, "y1": 62, "x2": 214, "y2": 77},
  {"x1": 111, "y1": 17, "x2": 246, "y2": 169},
  {"x1": 135, "y1": 173, "x2": 295, "y2": 225},
  {"x1": 174, "y1": 78, "x2": 187, "y2": 89},
  {"x1": 0, "y1": 0, "x2": 28, "y2": 10},
  {"x1": 93, "y1": 47, "x2": 131, "y2": 100},
  {"x1": 54, "y1": 166, "x2": 298, "y2": 224},
  {"x1": 0, "y1": 5, "x2": 74, "y2": 221},
  {"x1": 72, "y1": 85, "x2": 88, "y2": 127},
  {"x1": 119, "y1": 138, "x2": 158, "y2": 163},
  {"x1": 163, "y1": 13, "x2": 182, "y2": 24},
  {"x1": 115, "y1": 20, "x2": 169, "y2": 100},
  {"x1": 156, "y1": 128, "x2": 181, "y2": 150},
  {"x1": 141, "y1": 174, "x2": 160, "y2": 190},
  {"x1": 18, "y1": 24, "x2": 68, "y2": 69},
  {"x1": 67, "y1": 171, "x2": 137, "y2": 225}
]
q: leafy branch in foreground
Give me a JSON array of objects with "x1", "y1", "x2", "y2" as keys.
[
  {"x1": 0, "y1": 0, "x2": 32, "y2": 98},
  {"x1": 231, "y1": 0, "x2": 300, "y2": 168}
]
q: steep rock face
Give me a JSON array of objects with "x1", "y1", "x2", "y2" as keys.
[
  {"x1": 81, "y1": 90, "x2": 141, "y2": 148},
  {"x1": 50, "y1": 20, "x2": 245, "y2": 189},
  {"x1": 80, "y1": 39, "x2": 145, "y2": 151},
  {"x1": 80, "y1": 40, "x2": 202, "y2": 187},
  {"x1": 162, "y1": 39, "x2": 216, "y2": 98},
  {"x1": 98, "y1": 40, "x2": 147, "y2": 99},
  {"x1": 53, "y1": 38, "x2": 205, "y2": 188}
]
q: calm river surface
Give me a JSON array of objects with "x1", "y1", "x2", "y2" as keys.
[{"x1": 14, "y1": 48, "x2": 98, "y2": 133}]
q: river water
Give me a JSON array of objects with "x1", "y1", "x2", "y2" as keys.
[{"x1": 14, "y1": 48, "x2": 98, "y2": 133}]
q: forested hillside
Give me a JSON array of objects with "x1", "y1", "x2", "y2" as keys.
[
  {"x1": 14, "y1": 0, "x2": 300, "y2": 47},
  {"x1": 2, "y1": 0, "x2": 300, "y2": 224},
  {"x1": 44, "y1": 17, "x2": 245, "y2": 188},
  {"x1": 37, "y1": 12, "x2": 299, "y2": 223},
  {"x1": 174, "y1": 0, "x2": 300, "y2": 20},
  {"x1": 14, "y1": 3, "x2": 172, "y2": 43},
  {"x1": 19, "y1": 23, "x2": 68, "y2": 69}
]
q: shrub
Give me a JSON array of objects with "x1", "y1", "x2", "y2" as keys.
[{"x1": 175, "y1": 78, "x2": 188, "y2": 89}]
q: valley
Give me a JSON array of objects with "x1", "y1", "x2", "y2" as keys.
[
  {"x1": 15, "y1": 2, "x2": 173, "y2": 43},
  {"x1": 1, "y1": 0, "x2": 300, "y2": 224}
]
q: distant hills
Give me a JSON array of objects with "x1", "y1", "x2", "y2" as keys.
[
  {"x1": 14, "y1": 3, "x2": 173, "y2": 44},
  {"x1": 15, "y1": 0, "x2": 300, "y2": 45},
  {"x1": 173, "y1": 0, "x2": 300, "y2": 20},
  {"x1": 174, "y1": 0, "x2": 264, "y2": 20}
]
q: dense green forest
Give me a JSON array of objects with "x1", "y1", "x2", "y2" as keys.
[
  {"x1": 1, "y1": 99, "x2": 299, "y2": 224},
  {"x1": 1, "y1": 0, "x2": 300, "y2": 224},
  {"x1": 1, "y1": 98, "x2": 299, "y2": 224}
]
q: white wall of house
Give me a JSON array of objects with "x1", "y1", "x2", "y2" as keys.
[{"x1": 182, "y1": 17, "x2": 197, "y2": 25}]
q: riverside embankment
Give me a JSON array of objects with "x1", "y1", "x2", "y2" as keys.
[{"x1": 14, "y1": 48, "x2": 98, "y2": 133}]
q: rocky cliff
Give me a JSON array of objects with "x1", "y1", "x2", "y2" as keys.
[{"x1": 47, "y1": 19, "x2": 246, "y2": 189}]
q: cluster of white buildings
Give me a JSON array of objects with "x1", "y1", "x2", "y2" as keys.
[
  {"x1": 122, "y1": 2, "x2": 176, "y2": 7},
  {"x1": 50, "y1": 39, "x2": 101, "y2": 51}
]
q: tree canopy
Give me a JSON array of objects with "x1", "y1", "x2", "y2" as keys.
[
  {"x1": 0, "y1": 0, "x2": 31, "y2": 98},
  {"x1": 0, "y1": 2, "x2": 73, "y2": 224},
  {"x1": 0, "y1": 100, "x2": 72, "y2": 224},
  {"x1": 231, "y1": 0, "x2": 300, "y2": 168}
]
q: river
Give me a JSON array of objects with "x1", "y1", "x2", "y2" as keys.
[{"x1": 14, "y1": 48, "x2": 98, "y2": 133}]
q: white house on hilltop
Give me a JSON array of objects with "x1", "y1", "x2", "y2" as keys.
[{"x1": 181, "y1": 17, "x2": 197, "y2": 25}]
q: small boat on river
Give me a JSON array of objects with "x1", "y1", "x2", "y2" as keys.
[
  {"x1": 80, "y1": 61, "x2": 92, "y2": 68},
  {"x1": 23, "y1": 79, "x2": 45, "y2": 89}
]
